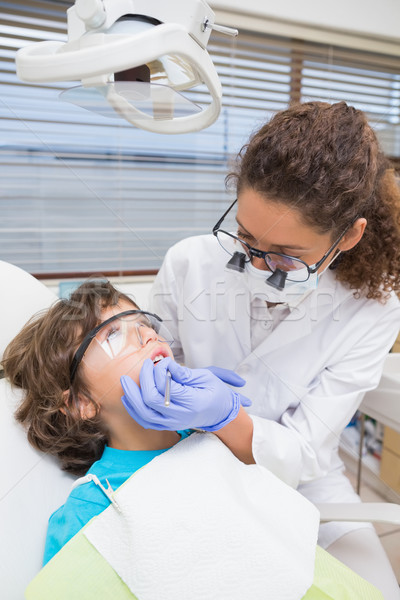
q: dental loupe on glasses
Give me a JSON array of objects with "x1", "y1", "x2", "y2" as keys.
[{"x1": 15, "y1": 0, "x2": 238, "y2": 134}]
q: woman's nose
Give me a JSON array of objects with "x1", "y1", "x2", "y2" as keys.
[{"x1": 251, "y1": 255, "x2": 270, "y2": 271}]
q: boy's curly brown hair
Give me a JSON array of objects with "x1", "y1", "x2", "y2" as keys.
[
  {"x1": 227, "y1": 101, "x2": 400, "y2": 301},
  {"x1": 2, "y1": 280, "x2": 137, "y2": 475}
]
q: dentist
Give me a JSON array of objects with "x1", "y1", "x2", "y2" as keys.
[{"x1": 122, "y1": 101, "x2": 400, "y2": 598}]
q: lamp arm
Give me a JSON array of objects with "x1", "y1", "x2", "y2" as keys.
[{"x1": 16, "y1": 23, "x2": 222, "y2": 134}]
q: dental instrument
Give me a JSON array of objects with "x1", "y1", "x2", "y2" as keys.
[
  {"x1": 15, "y1": 0, "x2": 238, "y2": 134},
  {"x1": 164, "y1": 369, "x2": 172, "y2": 407}
]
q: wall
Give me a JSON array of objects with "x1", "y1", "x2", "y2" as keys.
[{"x1": 211, "y1": 0, "x2": 400, "y2": 42}]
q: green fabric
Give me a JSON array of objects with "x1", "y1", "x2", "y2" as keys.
[
  {"x1": 25, "y1": 535, "x2": 136, "y2": 600},
  {"x1": 26, "y1": 538, "x2": 383, "y2": 600},
  {"x1": 302, "y1": 546, "x2": 384, "y2": 600}
]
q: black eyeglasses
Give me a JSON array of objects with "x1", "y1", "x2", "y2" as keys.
[
  {"x1": 212, "y1": 198, "x2": 353, "y2": 282},
  {"x1": 69, "y1": 309, "x2": 164, "y2": 384}
]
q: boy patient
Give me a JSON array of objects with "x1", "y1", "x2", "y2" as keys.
[{"x1": 3, "y1": 281, "x2": 243, "y2": 565}]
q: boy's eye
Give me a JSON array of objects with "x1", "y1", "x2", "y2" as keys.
[
  {"x1": 106, "y1": 327, "x2": 119, "y2": 342},
  {"x1": 98, "y1": 325, "x2": 120, "y2": 343},
  {"x1": 136, "y1": 316, "x2": 158, "y2": 333},
  {"x1": 137, "y1": 315, "x2": 151, "y2": 327}
]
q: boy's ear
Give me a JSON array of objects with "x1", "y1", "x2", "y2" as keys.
[{"x1": 60, "y1": 390, "x2": 97, "y2": 420}]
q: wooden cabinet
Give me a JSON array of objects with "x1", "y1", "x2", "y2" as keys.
[
  {"x1": 380, "y1": 426, "x2": 400, "y2": 494},
  {"x1": 392, "y1": 335, "x2": 400, "y2": 353}
]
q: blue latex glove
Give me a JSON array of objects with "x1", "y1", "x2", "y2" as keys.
[{"x1": 120, "y1": 357, "x2": 251, "y2": 432}]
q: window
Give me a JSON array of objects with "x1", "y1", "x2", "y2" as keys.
[{"x1": 1, "y1": 1, "x2": 399, "y2": 277}]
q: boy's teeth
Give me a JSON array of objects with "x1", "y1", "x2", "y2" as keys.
[{"x1": 153, "y1": 355, "x2": 163, "y2": 364}]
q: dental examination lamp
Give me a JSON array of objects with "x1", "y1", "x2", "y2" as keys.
[{"x1": 15, "y1": 0, "x2": 238, "y2": 134}]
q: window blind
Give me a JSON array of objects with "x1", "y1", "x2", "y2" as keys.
[{"x1": 1, "y1": 1, "x2": 399, "y2": 276}]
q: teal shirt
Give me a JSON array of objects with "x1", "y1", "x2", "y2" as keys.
[{"x1": 43, "y1": 432, "x2": 191, "y2": 566}]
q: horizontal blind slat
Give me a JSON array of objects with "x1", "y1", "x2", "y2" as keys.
[{"x1": 1, "y1": 1, "x2": 399, "y2": 275}]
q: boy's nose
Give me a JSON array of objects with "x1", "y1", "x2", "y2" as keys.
[{"x1": 137, "y1": 324, "x2": 158, "y2": 346}]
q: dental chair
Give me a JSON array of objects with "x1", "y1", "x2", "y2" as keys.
[
  {"x1": 1, "y1": 260, "x2": 399, "y2": 600},
  {"x1": 0, "y1": 261, "x2": 76, "y2": 600}
]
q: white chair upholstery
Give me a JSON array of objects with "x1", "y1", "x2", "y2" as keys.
[
  {"x1": 0, "y1": 260, "x2": 57, "y2": 361},
  {"x1": 0, "y1": 261, "x2": 76, "y2": 600}
]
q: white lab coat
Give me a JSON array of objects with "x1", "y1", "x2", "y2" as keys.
[{"x1": 149, "y1": 234, "x2": 400, "y2": 545}]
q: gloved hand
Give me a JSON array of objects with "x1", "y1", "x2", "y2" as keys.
[
  {"x1": 120, "y1": 357, "x2": 251, "y2": 432},
  {"x1": 203, "y1": 365, "x2": 248, "y2": 388}
]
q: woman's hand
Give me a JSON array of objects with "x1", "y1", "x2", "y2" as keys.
[{"x1": 120, "y1": 358, "x2": 251, "y2": 432}]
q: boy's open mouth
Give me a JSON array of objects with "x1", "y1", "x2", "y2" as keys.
[{"x1": 151, "y1": 347, "x2": 170, "y2": 365}]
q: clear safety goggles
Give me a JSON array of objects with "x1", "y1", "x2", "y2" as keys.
[{"x1": 69, "y1": 310, "x2": 173, "y2": 382}]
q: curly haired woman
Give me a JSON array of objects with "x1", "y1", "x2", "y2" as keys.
[{"x1": 123, "y1": 101, "x2": 400, "y2": 598}]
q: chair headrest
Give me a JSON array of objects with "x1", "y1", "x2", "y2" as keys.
[{"x1": 0, "y1": 261, "x2": 57, "y2": 362}]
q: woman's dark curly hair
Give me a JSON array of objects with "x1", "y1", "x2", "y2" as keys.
[
  {"x1": 227, "y1": 101, "x2": 400, "y2": 301},
  {"x1": 2, "y1": 280, "x2": 137, "y2": 475}
]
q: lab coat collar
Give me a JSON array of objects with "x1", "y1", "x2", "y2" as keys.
[
  {"x1": 265, "y1": 268, "x2": 346, "y2": 354},
  {"x1": 229, "y1": 267, "x2": 344, "y2": 357}
]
